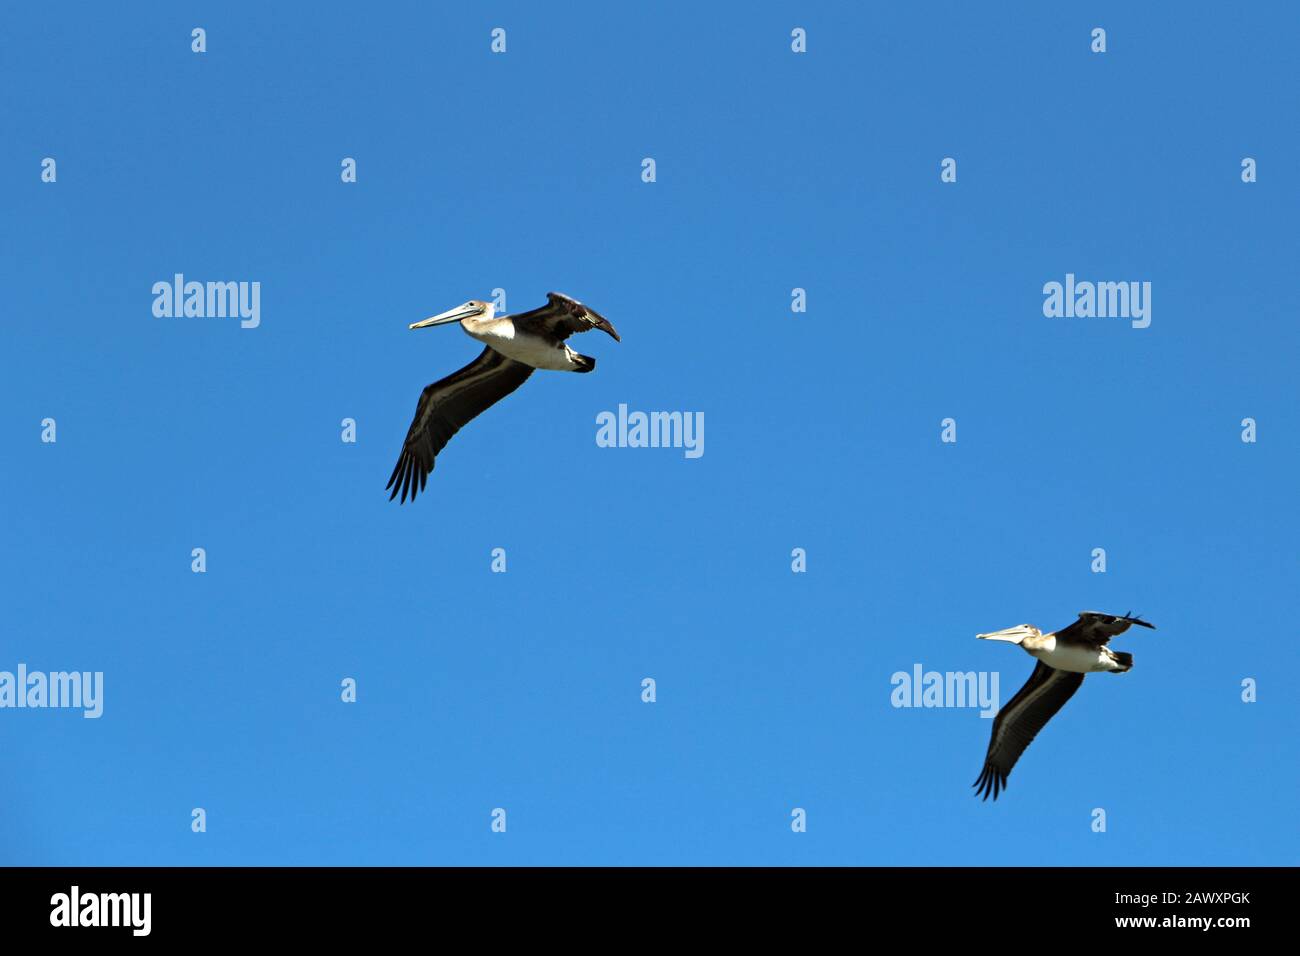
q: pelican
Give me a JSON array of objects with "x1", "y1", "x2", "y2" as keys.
[
  {"x1": 386, "y1": 292, "x2": 620, "y2": 503},
  {"x1": 973, "y1": 611, "x2": 1155, "y2": 801}
]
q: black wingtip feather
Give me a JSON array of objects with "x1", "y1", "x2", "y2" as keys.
[
  {"x1": 973, "y1": 763, "x2": 1008, "y2": 801},
  {"x1": 1124, "y1": 612, "x2": 1156, "y2": 629},
  {"x1": 386, "y1": 459, "x2": 402, "y2": 500},
  {"x1": 386, "y1": 435, "x2": 437, "y2": 505}
]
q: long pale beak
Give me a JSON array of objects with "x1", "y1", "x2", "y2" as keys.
[
  {"x1": 409, "y1": 305, "x2": 480, "y2": 330},
  {"x1": 976, "y1": 625, "x2": 1036, "y2": 644}
]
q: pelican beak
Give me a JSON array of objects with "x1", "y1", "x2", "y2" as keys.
[
  {"x1": 409, "y1": 304, "x2": 481, "y2": 330},
  {"x1": 977, "y1": 625, "x2": 1036, "y2": 644}
]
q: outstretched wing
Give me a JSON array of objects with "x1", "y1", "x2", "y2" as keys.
[
  {"x1": 974, "y1": 662, "x2": 1085, "y2": 801},
  {"x1": 511, "y1": 292, "x2": 621, "y2": 342},
  {"x1": 1056, "y1": 611, "x2": 1156, "y2": 648},
  {"x1": 386, "y1": 346, "x2": 534, "y2": 504}
]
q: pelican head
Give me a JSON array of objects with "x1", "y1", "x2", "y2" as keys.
[
  {"x1": 409, "y1": 299, "x2": 496, "y2": 330},
  {"x1": 976, "y1": 624, "x2": 1042, "y2": 645}
]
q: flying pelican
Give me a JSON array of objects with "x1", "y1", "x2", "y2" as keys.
[
  {"x1": 386, "y1": 292, "x2": 620, "y2": 503},
  {"x1": 973, "y1": 611, "x2": 1155, "y2": 801}
]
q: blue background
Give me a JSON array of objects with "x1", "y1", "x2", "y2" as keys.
[{"x1": 2, "y1": 2, "x2": 1296, "y2": 865}]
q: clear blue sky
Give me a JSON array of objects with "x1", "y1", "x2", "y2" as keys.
[{"x1": 2, "y1": 2, "x2": 1296, "y2": 865}]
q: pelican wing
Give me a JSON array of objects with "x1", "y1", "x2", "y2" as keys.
[
  {"x1": 1056, "y1": 611, "x2": 1156, "y2": 648},
  {"x1": 512, "y1": 292, "x2": 621, "y2": 342},
  {"x1": 386, "y1": 346, "x2": 533, "y2": 503},
  {"x1": 974, "y1": 662, "x2": 1084, "y2": 801}
]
